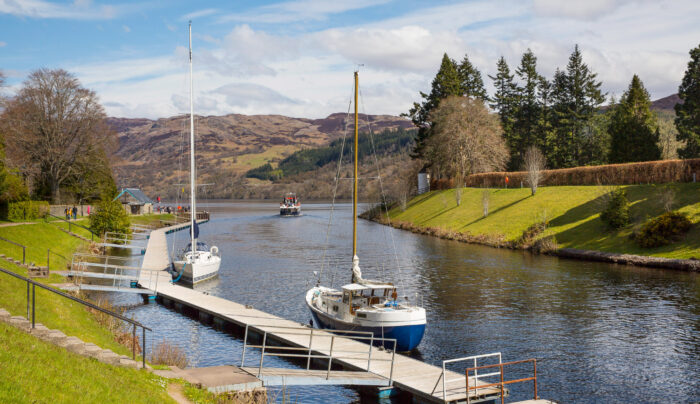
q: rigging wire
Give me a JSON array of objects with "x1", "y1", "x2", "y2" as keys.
[
  {"x1": 358, "y1": 85, "x2": 406, "y2": 295},
  {"x1": 317, "y1": 80, "x2": 355, "y2": 287}
]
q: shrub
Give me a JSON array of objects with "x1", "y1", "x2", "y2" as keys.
[
  {"x1": 150, "y1": 339, "x2": 188, "y2": 368},
  {"x1": 532, "y1": 235, "x2": 558, "y2": 253},
  {"x1": 600, "y1": 189, "x2": 629, "y2": 229},
  {"x1": 635, "y1": 211, "x2": 692, "y2": 248},
  {"x1": 5, "y1": 201, "x2": 49, "y2": 221},
  {"x1": 89, "y1": 194, "x2": 131, "y2": 237},
  {"x1": 514, "y1": 220, "x2": 548, "y2": 248}
]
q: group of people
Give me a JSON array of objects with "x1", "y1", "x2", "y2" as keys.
[
  {"x1": 64, "y1": 206, "x2": 78, "y2": 220},
  {"x1": 155, "y1": 205, "x2": 189, "y2": 214}
]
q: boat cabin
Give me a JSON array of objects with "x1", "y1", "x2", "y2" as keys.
[
  {"x1": 282, "y1": 193, "x2": 298, "y2": 206},
  {"x1": 341, "y1": 283, "x2": 397, "y2": 315}
]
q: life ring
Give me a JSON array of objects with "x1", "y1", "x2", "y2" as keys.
[{"x1": 210, "y1": 246, "x2": 219, "y2": 255}]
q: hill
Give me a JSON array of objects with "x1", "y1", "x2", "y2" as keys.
[{"x1": 107, "y1": 113, "x2": 413, "y2": 199}]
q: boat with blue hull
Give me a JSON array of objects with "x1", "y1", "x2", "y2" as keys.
[{"x1": 305, "y1": 70, "x2": 426, "y2": 352}]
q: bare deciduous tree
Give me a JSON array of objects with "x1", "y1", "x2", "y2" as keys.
[
  {"x1": 523, "y1": 146, "x2": 545, "y2": 195},
  {"x1": 482, "y1": 189, "x2": 490, "y2": 217},
  {"x1": 1, "y1": 69, "x2": 113, "y2": 203},
  {"x1": 426, "y1": 96, "x2": 509, "y2": 181}
]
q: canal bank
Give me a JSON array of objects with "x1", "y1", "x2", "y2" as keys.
[{"x1": 370, "y1": 183, "x2": 700, "y2": 271}]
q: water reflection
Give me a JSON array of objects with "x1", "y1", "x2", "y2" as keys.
[{"x1": 116, "y1": 201, "x2": 698, "y2": 403}]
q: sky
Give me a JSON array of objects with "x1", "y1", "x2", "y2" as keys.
[{"x1": 1, "y1": 0, "x2": 699, "y2": 119}]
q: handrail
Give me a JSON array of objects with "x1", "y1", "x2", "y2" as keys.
[
  {"x1": 46, "y1": 213, "x2": 97, "y2": 241},
  {"x1": 0, "y1": 235, "x2": 26, "y2": 264},
  {"x1": 0, "y1": 266, "x2": 151, "y2": 368},
  {"x1": 465, "y1": 358, "x2": 538, "y2": 404},
  {"x1": 433, "y1": 352, "x2": 502, "y2": 401},
  {"x1": 240, "y1": 324, "x2": 397, "y2": 386},
  {"x1": 47, "y1": 249, "x2": 69, "y2": 271}
]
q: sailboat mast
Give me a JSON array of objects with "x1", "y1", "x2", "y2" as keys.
[
  {"x1": 189, "y1": 22, "x2": 197, "y2": 252},
  {"x1": 352, "y1": 71, "x2": 359, "y2": 258}
]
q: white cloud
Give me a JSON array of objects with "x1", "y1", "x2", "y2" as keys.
[
  {"x1": 182, "y1": 8, "x2": 218, "y2": 21},
  {"x1": 217, "y1": 0, "x2": 391, "y2": 24}
]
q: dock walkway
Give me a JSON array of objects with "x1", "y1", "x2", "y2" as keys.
[{"x1": 139, "y1": 223, "x2": 500, "y2": 403}]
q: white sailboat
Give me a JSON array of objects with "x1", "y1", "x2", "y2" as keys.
[
  {"x1": 305, "y1": 71, "x2": 426, "y2": 351},
  {"x1": 172, "y1": 22, "x2": 221, "y2": 284}
]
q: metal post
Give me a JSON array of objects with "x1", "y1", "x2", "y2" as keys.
[
  {"x1": 142, "y1": 327, "x2": 146, "y2": 370},
  {"x1": 533, "y1": 359, "x2": 538, "y2": 399},
  {"x1": 474, "y1": 357, "x2": 478, "y2": 386},
  {"x1": 258, "y1": 332, "x2": 267, "y2": 377},
  {"x1": 22, "y1": 246, "x2": 25, "y2": 265},
  {"x1": 241, "y1": 325, "x2": 249, "y2": 367},
  {"x1": 500, "y1": 363, "x2": 505, "y2": 404},
  {"x1": 306, "y1": 328, "x2": 314, "y2": 370},
  {"x1": 327, "y1": 335, "x2": 335, "y2": 379},
  {"x1": 31, "y1": 283, "x2": 35, "y2": 328},
  {"x1": 132, "y1": 324, "x2": 136, "y2": 360},
  {"x1": 389, "y1": 348, "x2": 395, "y2": 386},
  {"x1": 26, "y1": 281, "x2": 30, "y2": 320},
  {"x1": 466, "y1": 369, "x2": 471, "y2": 404},
  {"x1": 367, "y1": 335, "x2": 373, "y2": 371},
  {"x1": 442, "y1": 362, "x2": 446, "y2": 401},
  {"x1": 47, "y1": 249, "x2": 50, "y2": 271}
]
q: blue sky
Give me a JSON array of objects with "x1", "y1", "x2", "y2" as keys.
[{"x1": 1, "y1": 0, "x2": 699, "y2": 119}]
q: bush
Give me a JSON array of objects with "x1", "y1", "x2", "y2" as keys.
[
  {"x1": 149, "y1": 340, "x2": 188, "y2": 368},
  {"x1": 635, "y1": 211, "x2": 692, "y2": 248},
  {"x1": 4, "y1": 201, "x2": 49, "y2": 221},
  {"x1": 89, "y1": 194, "x2": 131, "y2": 237},
  {"x1": 600, "y1": 189, "x2": 629, "y2": 229}
]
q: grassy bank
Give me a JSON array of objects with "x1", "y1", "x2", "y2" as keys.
[
  {"x1": 385, "y1": 183, "x2": 700, "y2": 259},
  {"x1": 0, "y1": 322, "x2": 173, "y2": 404}
]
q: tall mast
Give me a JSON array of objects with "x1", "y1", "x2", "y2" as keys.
[
  {"x1": 352, "y1": 71, "x2": 358, "y2": 259},
  {"x1": 189, "y1": 21, "x2": 197, "y2": 252}
]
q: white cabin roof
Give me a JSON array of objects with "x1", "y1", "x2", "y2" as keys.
[{"x1": 341, "y1": 283, "x2": 394, "y2": 291}]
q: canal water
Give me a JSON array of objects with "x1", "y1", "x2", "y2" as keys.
[{"x1": 120, "y1": 201, "x2": 699, "y2": 403}]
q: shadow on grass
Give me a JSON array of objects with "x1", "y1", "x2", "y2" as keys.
[{"x1": 459, "y1": 194, "x2": 531, "y2": 230}]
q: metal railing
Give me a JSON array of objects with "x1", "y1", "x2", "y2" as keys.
[
  {"x1": 432, "y1": 352, "x2": 502, "y2": 402},
  {"x1": 47, "y1": 249, "x2": 69, "y2": 272},
  {"x1": 46, "y1": 214, "x2": 97, "y2": 241},
  {"x1": 0, "y1": 236, "x2": 26, "y2": 264},
  {"x1": 0, "y1": 266, "x2": 151, "y2": 368},
  {"x1": 241, "y1": 324, "x2": 397, "y2": 385},
  {"x1": 465, "y1": 358, "x2": 538, "y2": 404}
]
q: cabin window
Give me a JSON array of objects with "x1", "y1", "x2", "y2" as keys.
[
  {"x1": 357, "y1": 313, "x2": 367, "y2": 318},
  {"x1": 333, "y1": 305, "x2": 338, "y2": 312},
  {"x1": 342, "y1": 293, "x2": 349, "y2": 304}
]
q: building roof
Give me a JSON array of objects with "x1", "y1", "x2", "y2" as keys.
[{"x1": 113, "y1": 188, "x2": 154, "y2": 205}]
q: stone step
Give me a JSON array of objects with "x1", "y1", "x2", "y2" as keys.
[
  {"x1": 97, "y1": 349, "x2": 121, "y2": 366},
  {"x1": 63, "y1": 337, "x2": 87, "y2": 355},
  {"x1": 0, "y1": 308, "x2": 10, "y2": 321},
  {"x1": 83, "y1": 343, "x2": 103, "y2": 358},
  {"x1": 119, "y1": 358, "x2": 138, "y2": 369},
  {"x1": 9, "y1": 316, "x2": 30, "y2": 331},
  {"x1": 44, "y1": 330, "x2": 68, "y2": 344},
  {"x1": 29, "y1": 323, "x2": 50, "y2": 338}
]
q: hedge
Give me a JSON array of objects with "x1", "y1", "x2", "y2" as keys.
[
  {"x1": 460, "y1": 158, "x2": 700, "y2": 188},
  {"x1": 3, "y1": 201, "x2": 50, "y2": 221}
]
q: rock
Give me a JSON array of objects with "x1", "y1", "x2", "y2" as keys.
[{"x1": 9, "y1": 316, "x2": 30, "y2": 331}]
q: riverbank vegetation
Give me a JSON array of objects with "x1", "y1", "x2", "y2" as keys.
[{"x1": 381, "y1": 183, "x2": 700, "y2": 259}]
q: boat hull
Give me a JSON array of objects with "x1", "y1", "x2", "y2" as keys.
[
  {"x1": 173, "y1": 253, "x2": 221, "y2": 284},
  {"x1": 280, "y1": 206, "x2": 301, "y2": 216}
]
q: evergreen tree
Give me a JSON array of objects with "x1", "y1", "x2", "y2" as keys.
[
  {"x1": 536, "y1": 76, "x2": 556, "y2": 164},
  {"x1": 407, "y1": 53, "x2": 462, "y2": 159},
  {"x1": 675, "y1": 44, "x2": 700, "y2": 158},
  {"x1": 489, "y1": 57, "x2": 518, "y2": 161},
  {"x1": 609, "y1": 75, "x2": 661, "y2": 163},
  {"x1": 550, "y1": 45, "x2": 605, "y2": 168},
  {"x1": 457, "y1": 53, "x2": 487, "y2": 100},
  {"x1": 511, "y1": 49, "x2": 544, "y2": 169}
]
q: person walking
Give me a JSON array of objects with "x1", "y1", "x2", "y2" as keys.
[
  {"x1": 72, "y1": 206, "x2": 77, "y2": 220},
  {"x1": 64, "y1": 207, "x2": 69, "y2": 220}
]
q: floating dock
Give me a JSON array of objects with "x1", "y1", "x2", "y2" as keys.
[{"x1": 137, "y1": 223, "x2": 504, "y2": 403}]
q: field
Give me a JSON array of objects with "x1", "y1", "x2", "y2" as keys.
[{"x1": 387, "y1": 183, "x2": 700, "y2": 259}]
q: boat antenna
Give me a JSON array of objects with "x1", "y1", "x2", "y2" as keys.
[{"x1": 188, "y1": 21, "x2": 197, "y2": 253}]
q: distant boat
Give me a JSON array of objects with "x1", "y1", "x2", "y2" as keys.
[
  {"x1": 279, "y1": 192, "x2": 301, "y2": 216},
  {"x1": 172, "y1": 22, "x2": 221, "y2": 284},
  {"x1": 305, "y1": 71, "x2": 426, "y2": 352}
]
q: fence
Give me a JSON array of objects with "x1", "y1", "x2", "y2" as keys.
[
  {"x1": 46, "y1": 214, "x2": 98, "y2": 241},
  {"x1": 0, "y1": 266, "x2": 151, "y2": 368},
  {"x1": 465, "y1": 358, "x2": 538, "y2": 404},
  {"x1": 432, "y1": 352, "x2": 502, "y2": 402},
  {"x1": 0, "y1": 236, "x2": 26, "y2": 265}
]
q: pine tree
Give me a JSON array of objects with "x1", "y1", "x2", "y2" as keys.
[
  {"x1": 489, "y1": 57, "x2": 518, "y2": 161},
  {"x1": 408, "y1": 53, "x2": 462, "y2": 159},
  {"x1": 675, "y1": 44, "x2": 700, "y2": 158},
  {"x1": 609, "y1": 75, "x2": 661, "y2": 163},
  {"x1": 550, "y1": 45, "x2": 605, "y2": 168},
  {"x1": 457, "y1": 54, "x2": 487, "y2": 100},
  {"x1": 510, "y1": 49, "x2": 544, "y2": 169}
]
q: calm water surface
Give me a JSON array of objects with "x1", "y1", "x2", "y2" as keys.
[{"x1": 119, "y1": 201, "x2": 699, "y2": 403}]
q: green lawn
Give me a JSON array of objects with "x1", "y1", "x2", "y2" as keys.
[
  {"x1": 0, "y1": 322, "x2": 174, "y2": 404},
  {"x1": 388, "y1": 183, "x2": 700, "y2": 259}
]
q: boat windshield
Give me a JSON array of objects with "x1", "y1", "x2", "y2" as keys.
[{"x1": 184, "y1": 241, "x2": 210, "y2": 253}]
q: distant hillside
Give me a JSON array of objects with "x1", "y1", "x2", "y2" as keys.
[
  {"x1": 651, "y1": 94, "x2": 681, "y2": 112},
  {"x1": 107, "y1": 113, "x2": 414, "y2": 198}
]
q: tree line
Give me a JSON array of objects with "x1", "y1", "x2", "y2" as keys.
[{"x1": 407, "y1": 44, "x2": 700, "y2": 179}]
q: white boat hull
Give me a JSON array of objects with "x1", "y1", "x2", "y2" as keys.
[{"x1": 173, "y1": 251, "x2": 221, "y2": 284}]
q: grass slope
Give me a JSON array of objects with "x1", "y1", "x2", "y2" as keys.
[
  {"x1": 0, "y1": 322, "x2": 173, "y2": 404},
  {"x1": 389, "y1": 183, "x2": 700, "y2": 259}
]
